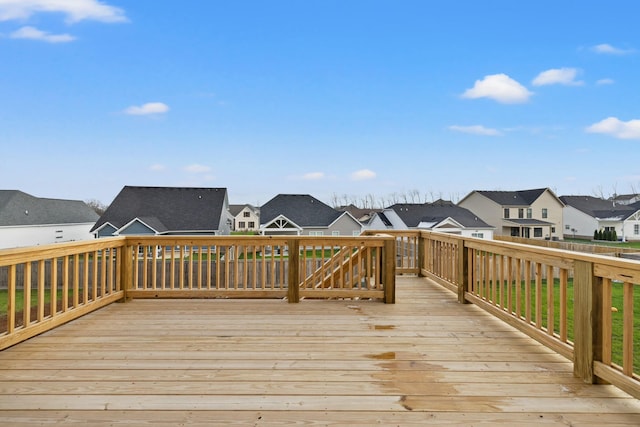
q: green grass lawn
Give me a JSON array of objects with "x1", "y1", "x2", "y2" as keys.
[
  {"x1": 480, "y1": 278, "x2": 640, "y2": 369},
  {"x1": 0, "y1": 289, "x2": 76, "y2": 314}
]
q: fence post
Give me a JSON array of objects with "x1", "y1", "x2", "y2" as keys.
[
  {"x1": 417, "y1": 232, "x2": 425, "y2": 277},
  {"x1": 457, "y1": 239, "x2": 469, "y2": 304},
  {"x1": 287, "y1": 239, "x2": 300, "y2": 303},
  {"x1": 119, "y1": 242, "x2": 132, "y2": 302},
  {"x1": 383, "y1": 238, "x2": 396, "y2": 304},
  {"x1": 573, "y1": 259, "x2": 603, "y2": 383}
]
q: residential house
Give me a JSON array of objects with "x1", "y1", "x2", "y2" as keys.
[
  {"x1": 367, "y1": 200, "x2": 494, "y2": 238},
  {"x1": 259, "y1": 194, "x2": 362, "y2": 236},
  {"x1": 336, "y1": 204, "x2": 380, "y2": 225},
  {"x1": 610, "y1": 193, "x2": 640, "y2": 206},
  {"x1": 560, "y1": 195, "x2": 640, "y2": 241},
  {"x1": 91, "y1": 186, "x2": 232, "y2": 237},
  {"x1": 458, "y1": 188, "x2": 564, "y2": 240},
  {"x1": 229, "y1": 204, "x2": 260, "y2": 233},
  {"x1": 0, "y1": 190, "x2": 99, "y2": 249}
]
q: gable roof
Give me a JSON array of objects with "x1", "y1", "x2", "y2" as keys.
[
  {"x1": 260, "y1": 194, "x2": 341, "y2": 227},
  {"x1": 229, "y1": 204, "x2": 259, "y2": 217},
  {"x1": 0, "y1": 190, "x2": 98, "y2": 226},
  {"x1": 474, "y1": 188, "x2": 549, "y2": 206},
  {"x1": 560, "y1": 195, "x2": 638, "y2": 221},
  {"x1": 387, "y1": 202, "x2": 492, "y2": 229},
  {"x1": 91, "y1": 186, "x2": 228, "y2": 233}
]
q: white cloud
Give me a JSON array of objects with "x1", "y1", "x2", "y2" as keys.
[
  {"x1": 302, "y1": 172, "x2": 325, "y2": 180},
  {"x1": 461, "y1": 74, "x2": 533, "y2": 104},
  {"x1": 592, "y1": 43, "x2": 635, "y2": 55},
  {"x1": 596, "y1": 78, "x2": 614, "y2": 85},
  {"x1": 448, "y1": 125, "x2": 502, "y2": 136},
  {"x1": 586, "y1": 117, "x2": 640, "y2": 140},
  {"x1": 184, "y1": 164, "x2": 212, "y2": 173},
  {"x1": 0, "y1": 0, "x2": 127, "y2": 23},
  {"x1": 532, "y1": 68, "x2": 583, "y2": 86},
  {"x1": 123, "y1": 102, "x2": 169, "y2": 115},
  {"x1": 350, "y1": 169, "x2": 376, "y2": 181},
  {"x1": 9, "y1": 25, "x2": 74, "y2": 42}
]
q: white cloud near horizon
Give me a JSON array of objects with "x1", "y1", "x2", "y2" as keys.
[
  {"x1": 184, "y1": 164, "x2": 212, "y2": 173},
  {"x1": 0, "y1": 0, "x2": 127, "y2": 23},
  {"x1": 9, "y1": 25, "x2": 74, "y2": 42},
  {"x1": 449, "y1": 125, "x2": 502, "y2": 136},
  {"x1": 350, "y1": 169, "x2": 376, "y2": 181},
  {"x1": 461, "y1": 74, "x2": 532, "y2": 104},
  {"x1": 302, "y1": 172, "x2": 325, "y2": 180},
  {"x1": 586, "y1": 117, "x2": 640, "y2": 139},
  {"x1": 592, "y1": 43, "x2": 635, "y2": 55},
  {"x1": 123, "y1": 102, "x2": 169, "y2": 116},
  {"x1": 532, "y1": 68, "x2": 583, "y2": 86},
  {"x1": 596, "y1": 78, "x2": 615, "y2": 85}
]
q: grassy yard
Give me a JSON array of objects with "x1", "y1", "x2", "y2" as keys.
[
  {"x1": 482, "y1": 278, "x2": 640, "y2": 369},
  {"x1": 0, "y1": 289, "x2": 75, "y2": 314},
  {"x1": 564, "y1": 238, "x2": 640, "y2": 249}
]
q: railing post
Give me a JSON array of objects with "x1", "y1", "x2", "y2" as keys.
[
  {"x1": 573, "y1": 259, "x2": 603, "y2": 383},
  {"x1": 457, "y1": 239, "x2": 469, "y2": 304},
  {"x1": 417, "y1": 232, "x2": 425, "y2": 277},
  {"x1": 287, "y1": 239, "x2": 300, "y2": 303},
  {"x1": 119, "y1": 242, "x2": 132, "y2": 302},
  {"x1": 383, "y1": 238, "x2": 396, "y2": 304}
]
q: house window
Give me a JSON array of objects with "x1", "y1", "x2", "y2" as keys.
[
  {"x1": 534, "y1": 227, "x2": 543, "y2": 237},
  {"x1": 542, "y1": 208, "x2": 548, "y2": 218},
  {"x1": 471, "y1": 232, "x2": 484, "y2": 238},
  {"x1": 332, "y1": 231, "x2": 340, "y2": 236},
  {"x1": 248, "y1": 221, "x2": 255, "y2": 228},
  {"x1": 635, "y1": 224, "x2": 639, "y2": 235},
  {"x1": 309, "y1": 231, "x2": 324, "y2": 236},
  {"x1": 504, "y1": 208, "x2": 510, "y2": 219},
  {"x1": 518, "y1": 208, "x2": 524, "y2": 219},
  {"x1": 551, "y1": 227, "x2": 555, "y2": 233},
  {"x1": 565, "y1": 225, "x2": 570, "y2": 230},
  {"x1": 243, "y1": 211, "x2": 250, "y2": 217},
  {"x1": 238, "y1": 221, "x2": 246, "y2": 229},
  {"x1": 527, "y1": 208, "x2": 532, "y2": 219}
]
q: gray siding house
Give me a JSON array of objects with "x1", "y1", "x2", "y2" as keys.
[
  {"x1": 91, "y1": 186, "x2": 232, "y2": 237},
  {"x1": 259, "y1": 194, "x2": 362, "y2": 236}
]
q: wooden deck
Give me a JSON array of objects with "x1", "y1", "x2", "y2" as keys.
[{"x1": 0, "y1": 276, "x2": 639, "y2": 426}]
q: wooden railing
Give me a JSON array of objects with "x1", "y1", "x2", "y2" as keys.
[
  {"x1": 0, "y1": 237, "x2": 126, "y2": 350},
  {"x1": 0, "y1": 235, "x2": 395, "y2": 350},
  {"x1": 375, "y1": 230, "x2": 640, "y2": 399}
]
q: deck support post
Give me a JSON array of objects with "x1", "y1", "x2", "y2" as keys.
[
  {"x1": 457, "y1": 240, "x2": 469, "y2": 304},
  {"x1": 287, "y1": 239, "x2": 300, "y2": 303},
  {"x1": 573, "y1": 259, "x2": 603, "y2": 383},
  {"x1": 383, "y1": 238, "x2": 396, "y2": 304},
  {"x1": 119, "y1": 243, "x2": 132, "y2": 302},
  {"x1": 417, "y1": 232, "x2": 425, "y2": 277}
]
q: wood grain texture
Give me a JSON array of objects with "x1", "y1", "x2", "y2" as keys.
[{"x1": 1, "y1": 276, "x2": 639, "y2": 426}]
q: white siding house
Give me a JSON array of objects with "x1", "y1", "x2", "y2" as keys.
[{"x1": 0, "y1": 190, "x2": 99, "y2": 250}]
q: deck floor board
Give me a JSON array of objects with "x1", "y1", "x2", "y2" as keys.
[{"x1": 1, "y1": 276, "x2": 639, "y2": 426}]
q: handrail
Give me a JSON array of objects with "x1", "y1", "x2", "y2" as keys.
[
  {"x1": 372, "y1": 229, "x2": 640, "y2": 399},
  {"x1": 0, "y1": 235, "x2": 396, "y2": 350},
  {"x1": 0, "y1": 237, "x2": 126, "y2": 350}
]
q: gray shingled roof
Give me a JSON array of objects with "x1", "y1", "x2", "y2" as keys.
[
  {"x1": 260, "y1": 194, "x2": 341, "y2": 227},
  {"x1": 0, "y1": 190, "x2": 98, "y2": 226},
  {"x1": 388, "y1": 202, "x2": 492, "y2": 228},
  {"x1": 229, "y1": 204, "x2": 259, "y2": 217},
  {"x1": 476, "y1": 188, "x2": 548, "y2": 206},
  {"x1": 91, "y1": 186, "x2": 228, "y2": 233},
  {"x1": 560, "y1": 195, "x2": 638, "y2": 220}
]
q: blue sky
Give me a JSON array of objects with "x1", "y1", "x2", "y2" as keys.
[{"x1": 1, "y1": 1, "x2": 639, "y2": 207}]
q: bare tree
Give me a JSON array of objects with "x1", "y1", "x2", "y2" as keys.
[{"x1": 85, "y1": 199, "x2": 108, "y2": 216}]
